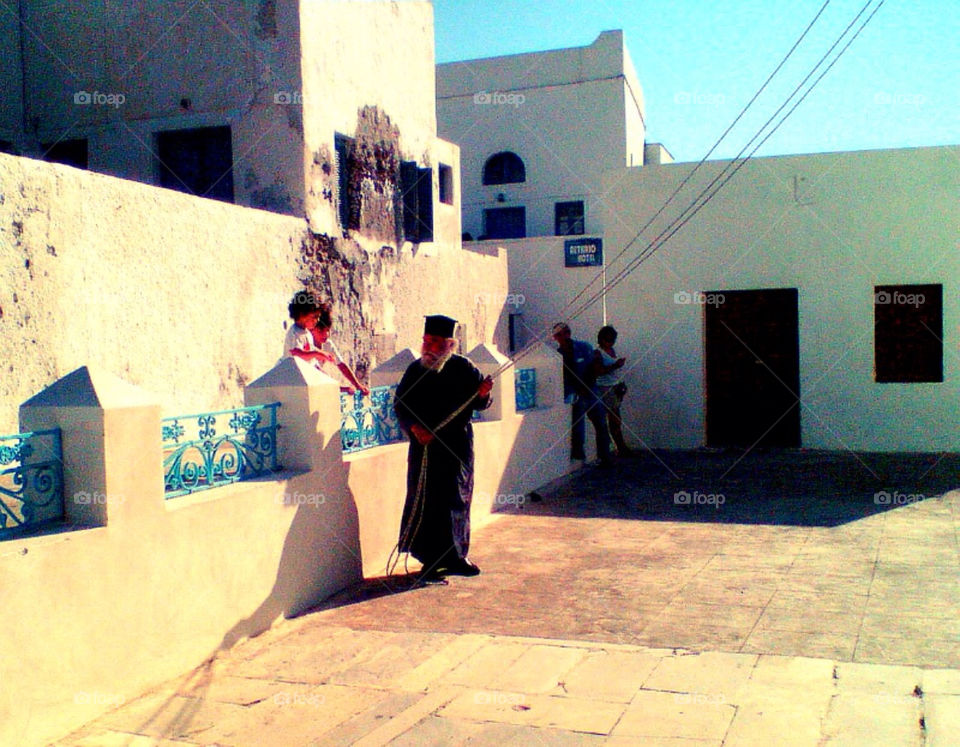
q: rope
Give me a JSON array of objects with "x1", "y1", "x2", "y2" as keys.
[
  {"x1": 384, "y1": 0, "x2": 884, "y2": 580},
  {"x1": 386, "y1": 386, "x2": 482, "y2": 579}
]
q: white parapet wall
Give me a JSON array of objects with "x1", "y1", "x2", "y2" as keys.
[{"x1": 2, "y1": 348, "x2": 571, "y2": 745}]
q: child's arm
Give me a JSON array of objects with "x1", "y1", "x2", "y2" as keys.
[
  {"x1": 337, "y1": 361, "x2": 370, "y2": 396},
  {"x1": 290, "y1": 348, "x2": 337, "y2": 365}
]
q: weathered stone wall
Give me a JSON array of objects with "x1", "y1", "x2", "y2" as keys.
[{"x1": 0, "y1": 152, "x2": 508, "y2": 433}]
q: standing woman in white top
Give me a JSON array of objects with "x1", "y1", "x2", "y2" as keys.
[{"x1": 593, "y1": 325, "x2": 630, "y2": 456}]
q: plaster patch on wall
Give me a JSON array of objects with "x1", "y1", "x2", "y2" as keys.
[
  {"x1": 349, "y1": 105, "x2": 402, "y2": 244},
  {"x1": 296, "y1": 229, "x2": 412, "y2": 384},
  {"x1": 310, "y1": 145, "x2": 336, "y2": 206}
]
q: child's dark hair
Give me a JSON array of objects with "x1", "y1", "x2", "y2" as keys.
[
  {"x1": 288, "y1": 291, "x2": 332, "y2": 328},
  {"x1": 598, "y1": 325, "x2": 618, "y2": 343}
]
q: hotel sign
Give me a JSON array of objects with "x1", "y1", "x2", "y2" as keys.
[{"x1": 564, "y1": 238, "x2": 603, "y2": 267}]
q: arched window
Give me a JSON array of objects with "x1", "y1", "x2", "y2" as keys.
[{"x1": 482, "y1": 151, "x2": 525, "y2": 185}]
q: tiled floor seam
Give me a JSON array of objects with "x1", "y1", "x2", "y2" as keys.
[
  {"x1": 732, "y1": 536, "x2": 801, "y2": 656},
  {"x1": 851, "y1": 509, "x2": 888, "y2": 662}
]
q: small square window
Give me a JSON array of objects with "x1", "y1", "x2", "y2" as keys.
[
  {"x1": 874, "y1": 283, "x2": 943, "y2": 383},
  {"x1": 42, "y1": 138, "x2": 88, "y2": 169},
  {"x1": 555, "y1": 201, "x2": 584, "y2": 235},
  {"x1": 484, "y1": 207, "x2": 525, "y2": 239},
  {"x1": 156, "y1": 126, "x2": 233, "y2": 202},
  {"x1": 439, "y1": 163, "x2": 454, "y2": 205}
]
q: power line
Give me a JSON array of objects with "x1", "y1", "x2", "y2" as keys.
[
  {"x1": 560, "y1": 0, "x2": 884, "y2": 329},
  {"x1": 559, "y1": 0, "x2": 833, "y2": 321}
]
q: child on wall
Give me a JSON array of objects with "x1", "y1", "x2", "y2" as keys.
[{"x1": 284, "y1": 291, "x2": 369, "y2": 395}]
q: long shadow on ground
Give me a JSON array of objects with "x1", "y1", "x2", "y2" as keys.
[{"x1": 502, "y1": 449, "x2": 960, "y2": 527}]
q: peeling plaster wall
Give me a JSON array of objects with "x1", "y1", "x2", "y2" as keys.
[
  {"x1": 300, "y1": 1, "x2": 437, "y2": 233},
  {"x1": 0, "y1": 153, "x2": 508, "y2": 434}
]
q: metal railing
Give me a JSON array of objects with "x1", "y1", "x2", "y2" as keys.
[
  {"x1": 515, "y1": 367, "x2": 537, "y2": 411},
  {"x1": 0, "y1": 428, "x2": 64, "y2": 537},
  {"x1": 162, "y1": 404, "x2": 280, "y2": 499},
  {"x1": 340, "y1": 386, "x2": 405, "y2": 453}
]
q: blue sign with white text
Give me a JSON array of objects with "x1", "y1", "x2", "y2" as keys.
[{"x1": 564, "y1": 238, "x2": 603, "y2": 267}]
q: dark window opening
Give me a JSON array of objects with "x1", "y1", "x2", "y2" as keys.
[
  {"x1": 482, "y1": 151, "x2": 525, "y2": 185},
  {"x1": 508, "y1": 312, "x2": 526, "y2": 353},
  {"x1": 555, "y1": 200, "x2": 585, "y2": 235},
  {"x1": 156, "y1": 126, "x2": 234, "y2": 203},
  {"x1": 0, "y1": 139, "x2": 17, "y2": 155},
  {"x1": 484, "y1": 207, "x2": 526, "y2": 239},
  {"x1": 42, "y1": 138, "x2": 88, "y2": 169},
  {"x1": 334, "y1": 133, "x2": 357, "y2": 231},
  {"x1": 875, "y1": 283, "x2": 943, "y2": 383},
  {"x1": 439, "y1": 163, "x2": 454, "y2": 205},
  {"x1": 401, "y1": 161, "x2": 434, "y2": 243}
]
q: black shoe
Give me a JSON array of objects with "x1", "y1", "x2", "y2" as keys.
[
  {"x1": 444, "y1": 559, "x2": 481, "y2": 576},
  {"x1": 417, "y1": 567, "x2": 447, "y2": 583}
]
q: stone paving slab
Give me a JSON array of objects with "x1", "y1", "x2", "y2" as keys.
[
  {"x1": 60, "y1": 451, "x2": 960, "y2": 745},
  {"x1": 62, "y1": 628, "x2": 950, "y2": 746}
]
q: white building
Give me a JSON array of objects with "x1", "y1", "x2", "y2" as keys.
[
  {"x1": 440, "y1": 33, "x2": 960, "y2": 452},
  {"x1": 437, "y1": 30, "x2": 667, "y2": 241}
]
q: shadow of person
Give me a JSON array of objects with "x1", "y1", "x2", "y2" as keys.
[
  {"x1": 132, "y1": 416, "x2": 364, "y2": 741},
  {"x1": 216, "y1": 430, "x2": 363, "y2": 651}
]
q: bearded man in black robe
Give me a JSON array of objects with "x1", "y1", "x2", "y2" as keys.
[{"x1": 394, "y1": 315, "x2": 493, "y2": 580}]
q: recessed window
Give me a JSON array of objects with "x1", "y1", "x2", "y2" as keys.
[
  {"x1": 555, "y1": 200, "x2": 585, "y2": 235},
  {"x1": 401, "y1": 161, "x2": 433, "y2": 242},
  {"x1": 334, "y1": 133, "x2": 356, "y2": 231},
  {"x1": 874, "y1": 283, "x2": 943, "y2": 383},
  {"x1": 42, "y1": 138, "x2": 88, "y2": 169},
  {"x1": 156, "y1": 126, "x2": 234, "y2": 202},
  {"x1": 484, "y1": 207, "x2": 525, "y2": 239},
  {"x1": 482, "y1": 151, "x2": 525, "y2": 185},
  {"x1": 439, "y1": 163, "x2": 454, "y2": 205}
]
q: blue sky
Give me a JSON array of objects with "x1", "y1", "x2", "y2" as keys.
[{"x1": 434, "y1": 0, "x2": 959, "y2": 162}]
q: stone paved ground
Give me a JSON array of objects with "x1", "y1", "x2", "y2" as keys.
[{"x1": 61, "y1": 450, "x2": 960, "y2": 745}]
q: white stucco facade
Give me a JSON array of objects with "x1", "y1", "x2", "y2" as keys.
[
  {"x1": 437, "y1": 30, "x2": 647, "y2": 240},
  {"x1": 504, "y1": 145, "x2": 960, "y2": 452}
]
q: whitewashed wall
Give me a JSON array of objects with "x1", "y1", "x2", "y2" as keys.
[
  {"x1": 437, "y1": 30, "x2": 646, "y2": 239},
  {"x1": 502, "y1": 145, "x2": 960, "y2": 452}
]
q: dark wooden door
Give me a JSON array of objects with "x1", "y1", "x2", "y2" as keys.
[{"x1": 705, "y1": 288, "x2": 801, "y2": 447}]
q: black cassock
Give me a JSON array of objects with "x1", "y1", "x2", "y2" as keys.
[{"x1": 394, "y1": 355, "x2": 491, "y2": 568}]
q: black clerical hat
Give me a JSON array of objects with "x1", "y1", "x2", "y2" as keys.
[{"x1": 423, "y1": 314, "x2": 457, "y2": 337}]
